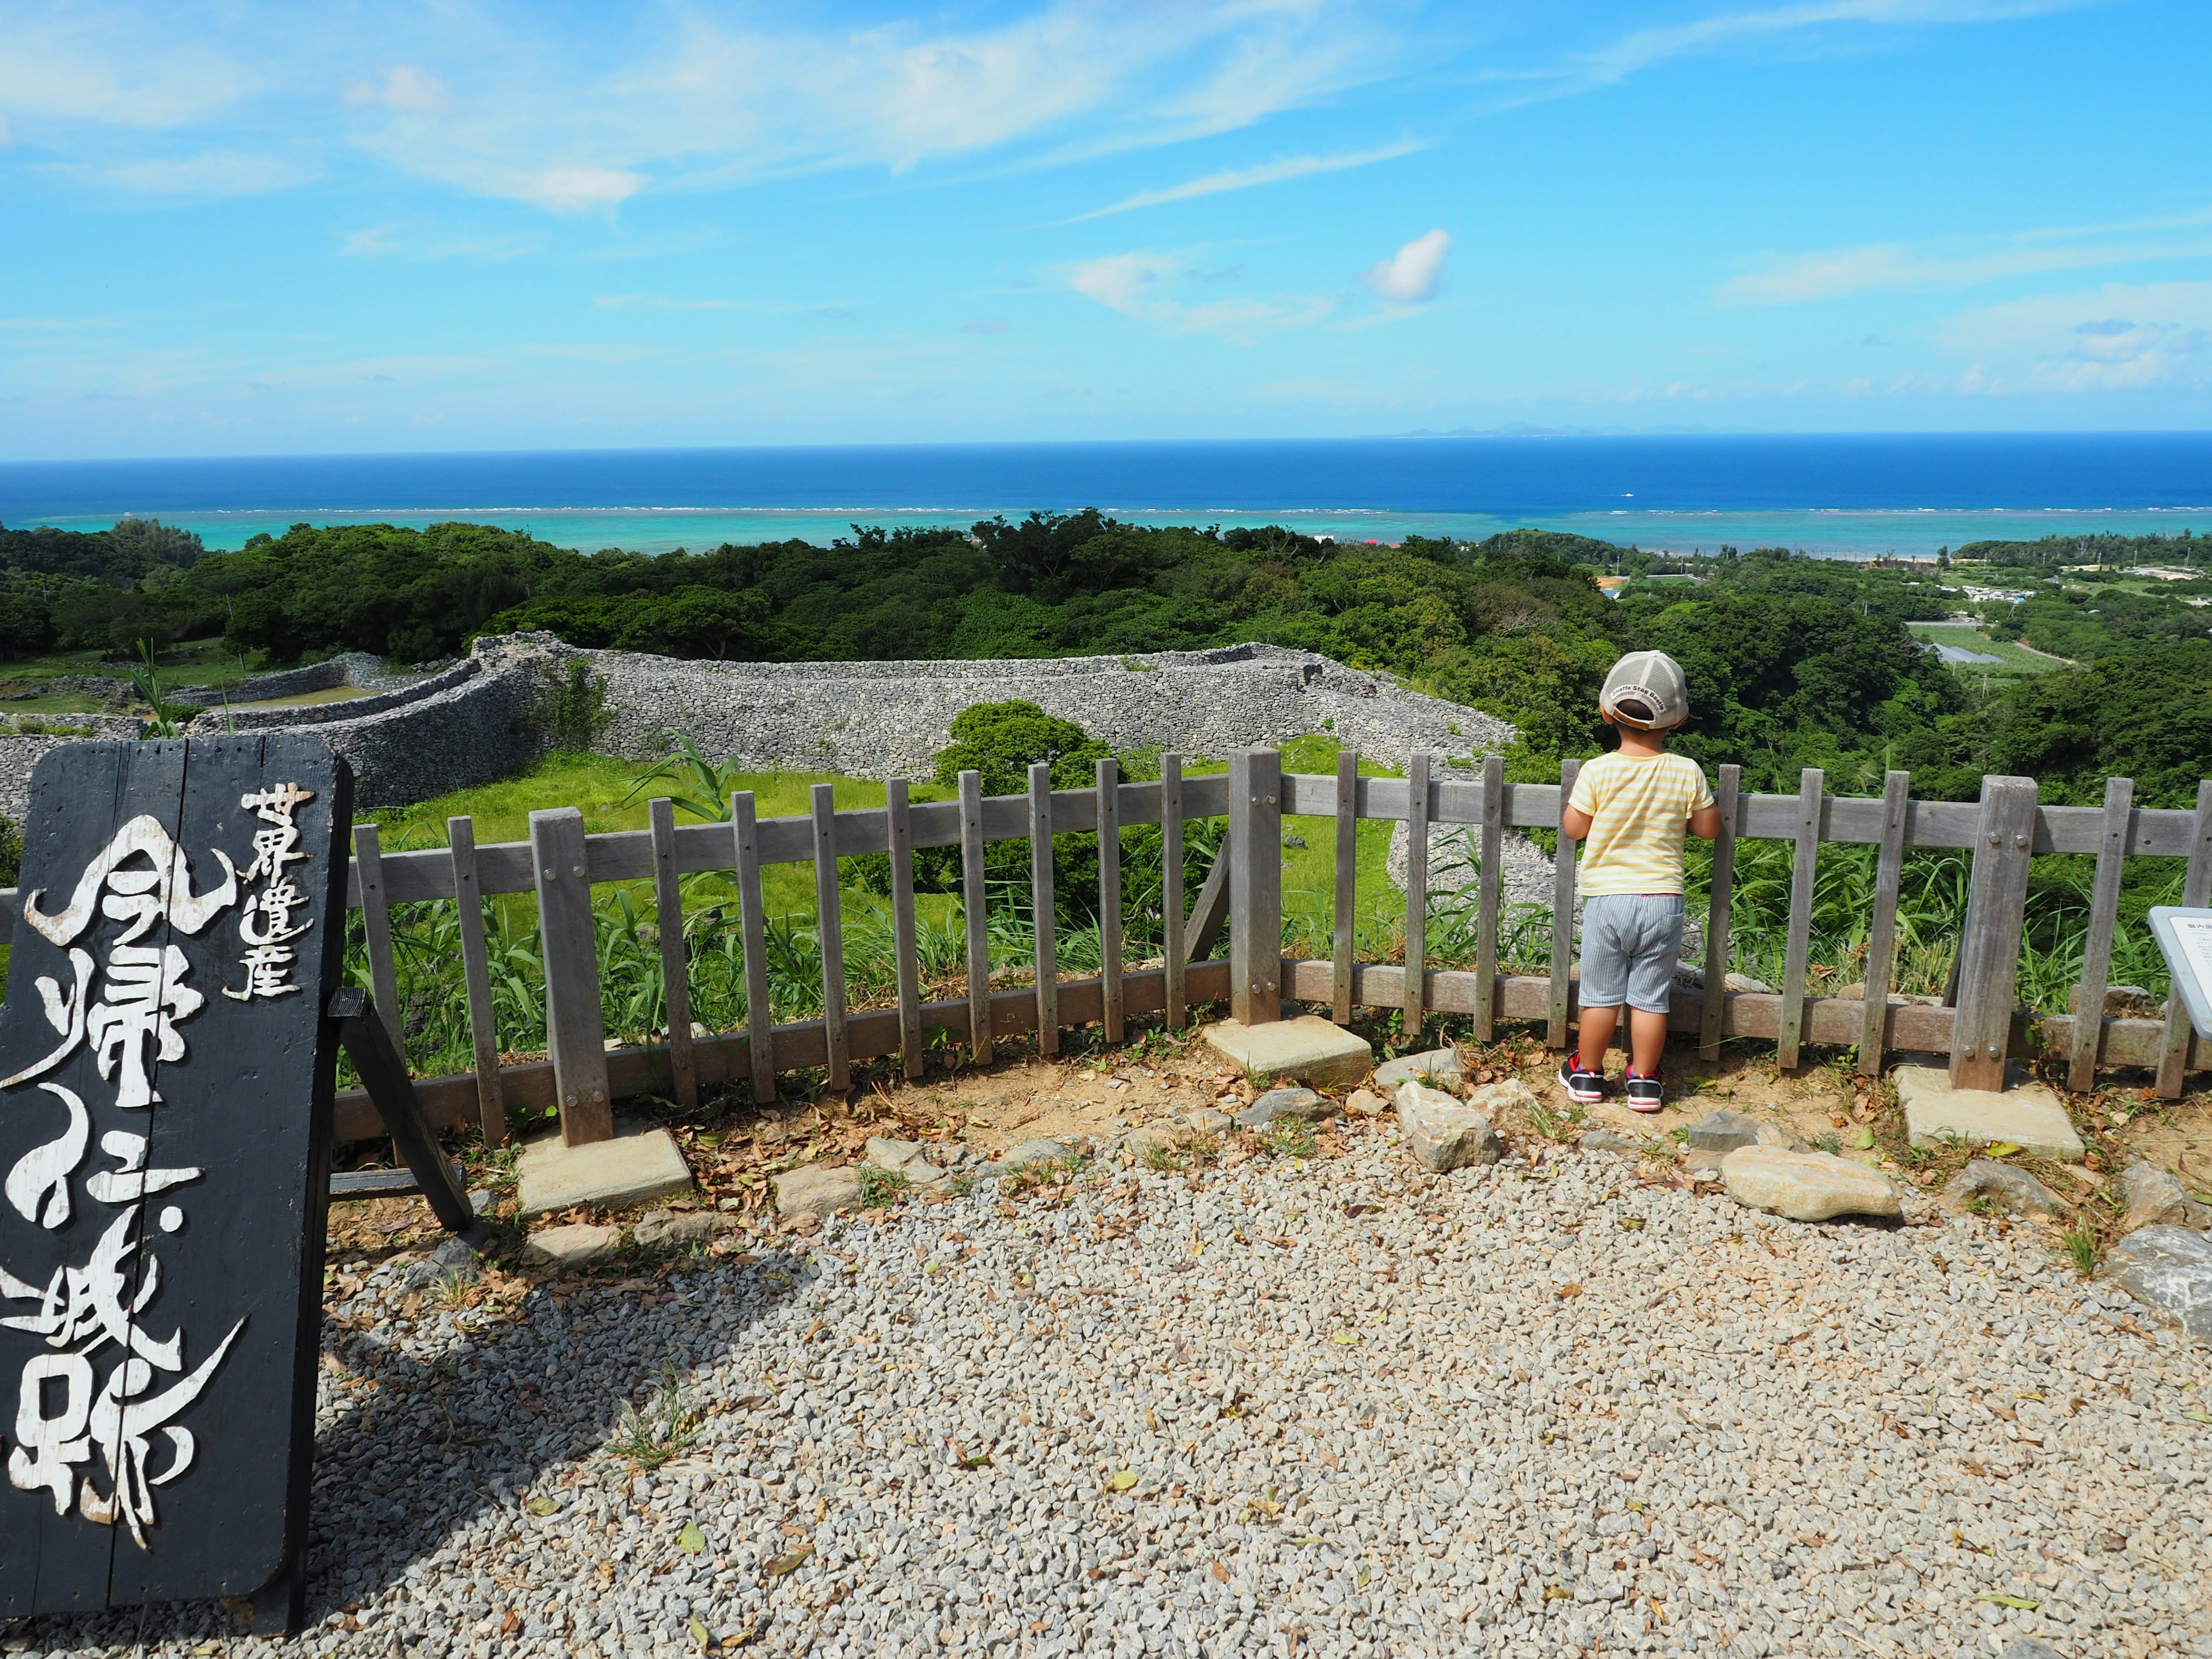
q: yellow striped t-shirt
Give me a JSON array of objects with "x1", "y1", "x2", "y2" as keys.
[{"x1": 1568, "y1": 750, "x2": 1714, "y2": 896}]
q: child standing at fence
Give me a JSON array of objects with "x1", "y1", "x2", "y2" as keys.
[{"x1": 1555, "y1": 650, "x2": 1721, "y2": 1111}]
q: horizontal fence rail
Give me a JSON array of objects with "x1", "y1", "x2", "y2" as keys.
[{"x1": 0, "y1": 754, "x2": 2203, "y2": 1147}]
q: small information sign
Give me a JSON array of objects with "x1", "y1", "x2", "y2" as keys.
[
  {"x1": 2149, "y1": 906, "x2": 2212, "y2": 1040},
  {"x1": 0, "y1": 736, "x2": 351, "y2": 1631}
]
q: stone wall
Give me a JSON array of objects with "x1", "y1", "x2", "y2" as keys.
[{"x1": 170, "y1": 651, "x2": 426, "y2": 708}]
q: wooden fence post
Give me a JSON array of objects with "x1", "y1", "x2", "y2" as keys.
[
  {"x1": 1777, "y1": 767, "x2": 1824, "y2": 1071},
  {"x1": 731, "y1": 790, "x2": 779, "y2": 1105},
  {"x1": 1698, "y1": 764, "x2": 1741, "y2": 1060},
  {"x1": 1547, "y1": 758, "x2": 1580, "y2": 1050},
  {"x1": 957, "y1": 770, "x2": 993, "y2": 1065},
  {"x1": 2065, "y1": 776, "x2": 2133, "y2": 1093},
  {"x1": 1856, "y1": 770, "x2": 1911, "y2": 1078},
  {"x1": 886, "y1": 778, "x2": 923, "y2": 1080},
  {"x1": 353, "y1": 823, "x2": 403, "y2": 1052},
  {"x1": 1475, "y1": 754, "x2": 1503, "y2": 1042},
  {"x1": 2154, "y1": 778, "x2": 2212, "y2": 1097},
  {"x1": 1161, "y1": 754, "x2": 1186, "y2": 1029},
  {"x1": 647, "y1": 797, "x2": 699, "y2": 1111},
  {"x1": 529, "y1": 806, "x2": 613, "y2": 1145},
  {"x1": 1097, "y1": 757, "x2": 1124, "y2": 1043},
  {"x1": 446, "y1": 815, "x2": 507, "y2": 1146},
  {"x1": 1332, "y1": 749, "x2": 1358, "y2": 1025},
  {"x1": 1404, "y1": 751, "x2": 1430, "y2": 1042},
  {"x1": 1229, "y1": 748, "x2": 1283, "y2": 1027},
  {"x1": 810, "y1": 783, "x2": 850, "y2": 1091},
  {"x1": 1948, "y1": 775, "x2": 2038, "y2": 1093},
  {"x1": 1029, "y1": 762, "x2": 1058, "y2": 1056}
]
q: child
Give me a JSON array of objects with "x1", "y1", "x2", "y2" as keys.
[{"x1": 1555, "y1": 649, "x2": 1720, "y2": 1111}]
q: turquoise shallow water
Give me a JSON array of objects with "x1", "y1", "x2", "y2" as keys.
[{"x1": 8, "y1": 436, "x2": 2212, "y2": 557}]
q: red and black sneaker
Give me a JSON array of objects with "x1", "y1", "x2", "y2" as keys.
[
  {"x1": 1625, "y1": 1071, "x2": 1665, "y2": 1113},
  {"x1": 1556, "y1": 1060, "x2": 1605, "y2": 1105}
]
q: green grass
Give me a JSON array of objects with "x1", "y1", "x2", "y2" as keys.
[
  {"x1": 1907, "y1": 623, "x2": 2070, "y2": 677},
  {"x1": 0, "y1": 636, "x2": 265, "y2": 711}
]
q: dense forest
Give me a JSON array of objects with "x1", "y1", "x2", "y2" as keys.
[{"x1": 5, "y1": 513, "x2": 2211, "y2": 810}]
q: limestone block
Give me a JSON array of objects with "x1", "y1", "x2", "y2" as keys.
[
  {"x1": 2101, "y1": 1225, "x2": 2212, "y2": 1345},
  {"x1": 773, "y1": 1164, "x2": 861, "y2": 1218},
  {"x1": 2118, "y1": 1161, "x2": 2212, "y2": 1235},
  {"x1": 1373, "y1": 1048, "x2": 1464, "y2": 1091},
  {"x1": 1393, "y1": 1082, "x2": 1503, "y2": 1173},
  {"x1": 1942, "y1": 1158, "x2": 2068, "y2": 1219},
  {"x1": 1719, "y1": 1145, "x2": 1903, "y2": 1222},
  {"x1": 1203, "y1": 1017, "x2": 1373, "y2": 1090},
  {"x1": 1894, "y1": 1066, "x2": 2085, "y2": 1161},
  {"x1": 1236, "y1": 1088, "x2": 1334, "y2": 1128},
  {"x1": 523, "y1": 1223, "x2": 620, "y2": 1269},
  {"x1": 1685, "y1": 1110, "x2": 1762, "y2": 1154},
  {"x1": 516, "y1": 1122, "x2": 694, "y2": 1218}
]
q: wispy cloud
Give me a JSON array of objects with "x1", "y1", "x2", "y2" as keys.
[
  {"x1": 77, "y1": 149, "x2": 315, "y2": 199},
  {"x1": 1937, "y1": 281, "x2": 2212, "y2": 393},
  {"x1": 1061, "y1": 139, "x2": 1426, "y2": 222},
  {"x1": 1719, "y1": 207, "x2": 2212, "y2": 304},
  {"x1": 1062, "y1": 248, "x2": 1332, "y2": 343},
  {"x1": 960, "y1": 317, "x2": 1009, "y2": 334},
  {"x1": 593, "y1": 294, "x2": 734, "y2": 311},
  {"x1": 341, "y1": 65, "x2": 452, "y2": 116}
]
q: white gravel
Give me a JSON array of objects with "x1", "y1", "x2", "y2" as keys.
[{"x1": 12, "y1": 1125, "x2": 2209, "y2": 1658}]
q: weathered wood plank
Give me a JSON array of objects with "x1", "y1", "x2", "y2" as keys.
[
  {"x1": 1404, "y1": 751, "x2": 1430, "y2": 1041},
  {"x1": 1777, "y1": 768, "x2": 1824, "y2": 1070},
  {"x1": 1187, "y1": 824, "x2": 1233, "y2": 962},
  {"x1": 446, "y1": 815, "x2": 507, "y2": 1145},
  {"x1": 1856, "y1": 771, "x2": 1911, "y2": 1078},
  {"x1": 810, "y1": 782, "x2": 850, "y2": 1091},
  {"x1": 1162, "y1": 753, "x2": 1186, "y2": 1029},
  {"x1": 884, "y1": 778, "x2": 923, "y2": 1080},
  {"x1": 1332, "y1": 748, "x2": 1358, "y2": 1025},
  {"x1": 1030, "y1": 762, "x2": 1058, "y2": 1057},
  {"x1": 1699, "y1": 764, "x2": 1741, "y2": 1060},
  {"x1": 1229, "y1": 749, "x2": 1283, "y2": 1027},
  {"x1": 2067, "y1": 777, "x2": 2135, "y2": 1093},
  {"x1": 647, "y1": 797, "x2": 699, "y2": 1111},
  {"x1": 328, "y1": 987, "x2": 476, "y2": 1236},
  {"x1": 957, "y1": 770, "x2": 993, "y2": 1065},
  {"x1": 1475, "y1": 754, "x2": 1503, "y2": 1042},
  {"x1": 1097, "y1": 756, "x2": 1124, "y2": 1043},
  {"x1": 1548, "y1": 758, "x2": 1580, "y2": 1050},
  {"x1": 529, "y1": 806, "x2": 612, "y2": 1145},
  {"x1": 353, "y1": 821, "x2": 403, "y2": 1051},
  {"x1": 1950, "y1": 776, "x2": 2039, "y2": 1092},
  {"x1": 731, "y1": 790, "x2": 778, "y2": 1105},
  {"x1": 2156, "y1": 779, "x2": 2212, "y2": 1097}
]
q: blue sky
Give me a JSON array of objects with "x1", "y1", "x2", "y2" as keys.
[{"x1": 2, "y1": 0, "x2": 2209, "y2": 457}]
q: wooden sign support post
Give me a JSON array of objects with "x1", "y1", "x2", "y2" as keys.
[{"x1": 0, "y1": 736, "x2": 354, "y2": 1634}]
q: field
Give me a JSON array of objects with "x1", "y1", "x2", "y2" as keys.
[
  {"x1": 0, "y1": 635, "x2": 261, "y2": 712},
  {"x1": 1907, "y1": 622, "x2": 2070, "y2": 677}
]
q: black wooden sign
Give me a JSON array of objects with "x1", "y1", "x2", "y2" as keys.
[{"x1": 0, "y1": 735, "x2": 351, "y2": 1631}]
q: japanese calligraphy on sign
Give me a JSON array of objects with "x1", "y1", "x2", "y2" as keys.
[{"x1": 0, "y1": 738, "x2": 351, "y2": 1626}]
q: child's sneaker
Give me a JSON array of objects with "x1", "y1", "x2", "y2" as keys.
[
  {"x1": 1625, "y1": 1071, "x2": 1665, "y2": 1112},
  {"x1": 1556, "y1": 1060, "x2": 1605, "y2": 1104}
]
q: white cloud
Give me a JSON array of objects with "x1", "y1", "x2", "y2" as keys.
[
  {"x1": 87, "y1": 149, "x2": 315, "y2": 199},
  {"x1": 1360, "y1": 230, "x2": 1449, "y2": 304},
  {"x1": 1062, "y1": 248, "x2": 1332, "y2": 342},
  {"x1": 1937, "y1": 281, "x2": 2212, "y2": 393},
  {"x1": 529, "y1": 167, "x2": 642, "y2": 211},
  {"x1": 1719, "y1": 215, "x2": 2212, "y2": 304},
  {"x1": 593, "y1": 294, "x2": 734, "y2": 311},
  {"x1": 341, "y1": 66, "x2": 453, "y2": 116},
  {"x1": 1063, "y1": 139, "x2": 1426, "y2": 222}
]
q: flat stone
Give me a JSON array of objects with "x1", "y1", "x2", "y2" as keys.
[
  {"x1": 634, "y1": 1210, "x2": 722, "y2": 1249},
  {"x1": 522, "y1": 1222, "x2": 620, "y2": 1269},
  {"x1": 772, "y1": 1164, "x2": 861, "y2": 1218},
  {"x1": 1373, "y1": 1048, "x2": 1464, "y2": 1091},
  {"x1": 1180, "y1": 1108, "x2": 1235, "y2": 1134},
  {"x1": 1464, "y1": 1077, "x2": 1536, "y2": 1118},
  {"x1": 1118, "y1": 1127, "x2": 1174, "y2": 1164},
  {"x1": 1942, "y1": 1158, "x2": 2068, "y2": 1219},
  {"x1": 2000, "y1": 1642, "x2": 2067, "y2": 1659},
  {"x1": 865, "y1": 1137, "x2": 927, "y2": 1171},
  {"x1": 2118, "y1": 1160, "x2": 2211, "y2": 1235},
  {"x1": 1579, "y1": 1129, "x2": 1639, "y2": 1155},
  {"x1": 1236, "y1": 1086, "x2": 1332, "y2": 1128},
  {"x1": 1684, "y1": 1109, "x2": 1762, "y2": 1154},
  {"x1": 1894, "y1": 1066, "x2": 2085, "y2": 1160},
  {"x1": 1393, "y1": 1081, "x2": 1503, "y2": 1173},
  {"x1": 1002, "y1": 1138, "x2": 1071, "y2": 1170},
  {"x1": 1720, "y1": 1145, "x2": 1903, "y2": 1223},
  {"x1": 1202, "y1": 1016, "x2": 1373, "y2": 1090},
  {"x1": 2101, "y1": 1225, "x2": 2212, "y2": 1344},
  {"x1": 1344, "y1": 1088, "x2": 1389, "y2": 1118},
  {"x1": 516, "y1": 1121, "x2": 694, "y2": 1218}
]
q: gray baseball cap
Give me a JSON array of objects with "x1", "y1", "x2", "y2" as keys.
[{"x1": 1600, "y1": 650, "x2": 1689, "y2": 730}]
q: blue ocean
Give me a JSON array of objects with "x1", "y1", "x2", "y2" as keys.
[{"x1": 4, "y1": 434, "x2": 2211, "y2": 559}]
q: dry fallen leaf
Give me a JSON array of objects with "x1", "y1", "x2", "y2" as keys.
[
  {"x1": 764, "y1": 1545, "x2": 813, "y2": 1577},
  {"x1": 1108, "y1": 1470, "x2": 1139, "y2": 1492},
  {"x1": 679, "y1": 1522, "x2": 707, "y2": 1554},
  {"x1": 1211, "y1": 1560, "x2": 1229, "y2": 1582}
]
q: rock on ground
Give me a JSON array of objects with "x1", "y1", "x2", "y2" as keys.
[
  {"x1": 1236, "y1": 1087, "x2": 1332, "y2": 1128},
  {"x1": 1002, "y1": 1137, "x2": 1074, "y2": 1169},
  {"x1": 1685, "y1": 1109, "x2": 1763, "y2": 1153},
  {"x1": 522, "y1": 1222, "x2": 620, "y2": 1268},
  {"x1": 634, "y1": 1210, "x2": 725, "y2": 1251},
  {"x1": 1344, "y1": 1088, "x2": 1388, "y2": 1118},
  {"x1": 772, "y1": 1164, "x2": 862, "y2": 1218},
  {"x1": 2118, "y1": 1160, "x2": 2211, "y2": 1235},
  {"x1": 2103, "y1": 1224, "x2": 2212, "y2": 1344},
  {"x1": 1372, "y1": 1048, "x2": 1464, "y2": 1091},
  {"x1": 1943, "y1": 1158, "x2": 2068, "y2": 1220},
  {"x1": 1721, "y1": 1146, "x2": 1904, "y2": 1223},
  {"x1": 1393, "y1": 1081, "x2": 1503, "y2": 1172}
]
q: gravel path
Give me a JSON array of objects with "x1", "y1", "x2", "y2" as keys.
[{"x1": 13, "y1": 1124, "x2": 2207, "y2": 1658}]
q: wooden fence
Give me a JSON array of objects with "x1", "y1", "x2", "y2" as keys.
[{"x1": 1, "y1": 752, "x2": 2205, "y2": 1151}]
